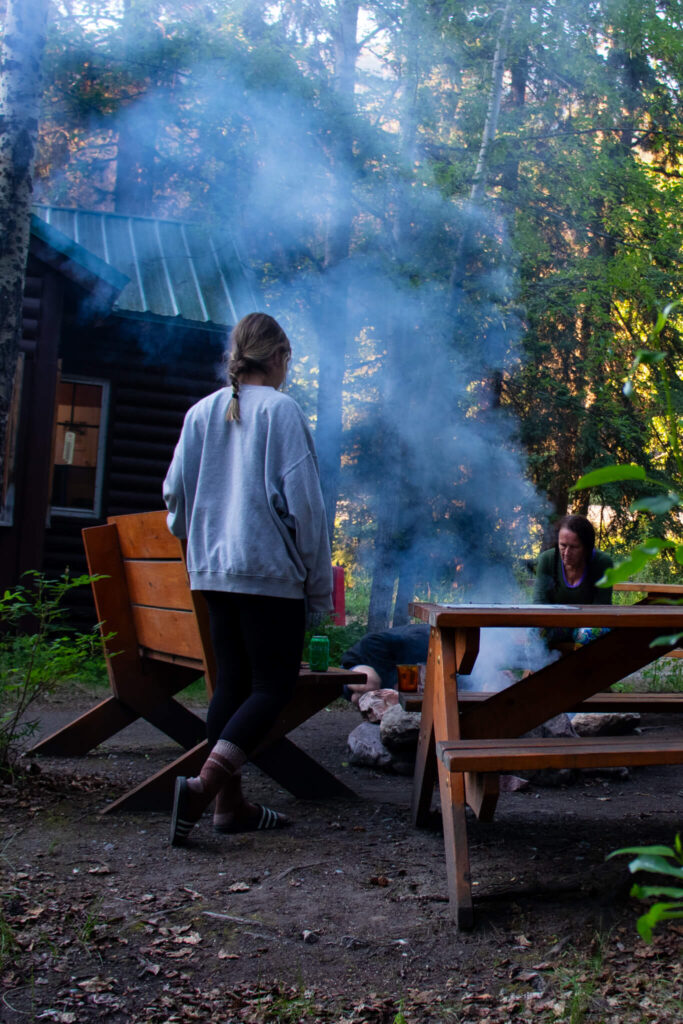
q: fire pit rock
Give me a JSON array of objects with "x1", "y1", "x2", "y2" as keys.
[
  {"x1": 347, "y1": 704, "x2": 422, "y2": 774},
  {"x1": 357, "y1": 689, "x2": 399, "y2": 723},
  {"x1": 379, "y1": 704, "x2": 421, "y2": 751},
  {"x1": 571, "y1": 711, "x2": 640, "y2": 736},
  {"x1": 347, "y1": 722, "x2": 393, "y2": 769}
]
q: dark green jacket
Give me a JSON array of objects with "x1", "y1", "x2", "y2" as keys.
[{"x1": 533, "y1": 547, "x2": 613, "y2": 604}]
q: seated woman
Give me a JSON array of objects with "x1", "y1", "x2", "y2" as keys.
[{"x1": 533, "y1": 513, "x2": 613, "y2": 645}]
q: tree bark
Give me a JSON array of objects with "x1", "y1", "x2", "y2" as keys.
[
  {"x1": 315, "y1": 0, "x2": 358, "y2": 543},
  {"x1": 448, "y1": 0, "x2": 514, "y2": 304},
  {"x1": 0, "y1": 0, "x2": 48, "y2": 512}
]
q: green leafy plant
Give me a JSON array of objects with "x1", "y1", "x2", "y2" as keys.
[
  {"x1": 0, "y1": 570, "x2": 109, "y2": 774},
  {"x1": 572, "y1": 300, "x2": 683, "y2": 643},
  {"x1": 607, "y1": 834, "x2": 683, "y2": 942}
]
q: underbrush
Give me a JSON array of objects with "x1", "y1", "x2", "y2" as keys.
[
  {"x1": 0, "y1": 571, "x2": 110, "y2": 775},
  {"x1": 613, "y1": 655, "x2": 683, "y2": 693}
]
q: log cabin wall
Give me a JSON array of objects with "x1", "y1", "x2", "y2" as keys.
[
  {"x1": 0, "y1": 255, "x2": 62, "y2": 593},
  {"x1": 42, "y1": 316, "x2": 225, "y2": 625}
]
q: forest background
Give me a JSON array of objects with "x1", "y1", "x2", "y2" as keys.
[{"x1": 3, "y1": 0, "x2": 683, "y2": 630}]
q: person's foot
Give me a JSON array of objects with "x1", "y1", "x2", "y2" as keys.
[
  {"x1": 213, "y1": 800, "x2": 291, "y2": 834},
  {"x1": 169, "y1": 776, "x2": 210, "y2": 846}
]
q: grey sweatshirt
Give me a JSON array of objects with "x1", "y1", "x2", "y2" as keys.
[{"x1": 163, "y1": 384, "x2": 333, "y2": 614}]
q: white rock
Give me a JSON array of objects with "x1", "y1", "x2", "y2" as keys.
[{"x1": 379, "y1": 704, "x2": 422, "y2": 751}]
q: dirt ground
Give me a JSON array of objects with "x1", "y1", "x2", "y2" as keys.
[{"x1": 1, "y1": 695, "x2": 682, "y2": 1023}]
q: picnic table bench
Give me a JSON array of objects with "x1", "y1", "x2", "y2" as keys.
[
  {"x1": 408, "y1": 601, "x2": 683, "y2": 929},
  {"x1": 30, "y1": 510, "x2": 362, "y2": 813}
]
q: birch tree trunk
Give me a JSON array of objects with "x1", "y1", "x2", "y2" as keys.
[{"x1": 0, "y1": 0, "x2": 48, "y2": 509}]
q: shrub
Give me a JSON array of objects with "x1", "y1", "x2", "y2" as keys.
[
  {"x1": 0, "y1": 570, "x2": 108, "y2": 776},
  {"x1": 607, "y1": 835, "x2": 683, "y2": 942}
]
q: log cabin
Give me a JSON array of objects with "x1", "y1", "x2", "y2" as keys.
[{"x1": 1, "y1": 207, "x2": 259, "y2": 621}]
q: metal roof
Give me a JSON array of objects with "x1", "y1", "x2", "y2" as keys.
[{"x1": 32, "y1": 206, "x2": 259, "y2": 329}]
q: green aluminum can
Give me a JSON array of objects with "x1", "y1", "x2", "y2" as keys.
[{"x1": 309, "y1": 635, "x2": 329, "y2": 672}]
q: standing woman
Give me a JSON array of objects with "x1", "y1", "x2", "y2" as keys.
[{"x1": 163, "y1": 313, "x2": 332, "y2": 845}]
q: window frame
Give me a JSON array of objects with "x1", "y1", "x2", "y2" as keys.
[{"x1": 50, "y1": 373, "x2": 110, "y2": 520}]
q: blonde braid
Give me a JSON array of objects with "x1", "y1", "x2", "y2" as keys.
[
  {"x1": 224, "y1": 312, "x2": 291, "y2": 424},
  {"x1": 226, "y1": 371, "x2": 241, "y2": 423}
]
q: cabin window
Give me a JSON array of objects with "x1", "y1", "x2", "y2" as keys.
[{"x1": 51, "y1": 376, "x2": 109, "y2": 517}]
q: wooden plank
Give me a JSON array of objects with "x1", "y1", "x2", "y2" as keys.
[
  {"x1": 411, "y1": 628, "x2": 438, "y2": 827},
  {"x1": 124, "y1": 559, "x2": 192, "y2": 610},
  {"x1": 434, "y1": 627, "x2": 474, "y2": 929},
  {"x1": 131, "y1": 605, "x2": 203, "y2": 661},
  {"x1": 82, "y1": 522, "x2": 147, "y2": 699},
  {"x1": 614, "y1": 582, "x2": 683, "y2": 595},
  {"x1": 460, "y1": 627, "x2": 675, "y2": 741},
  {"x1": 409, "y1": 601, "x2": 683, "y2": 629},
  {"x1": 138, "y1": 647, "x2": 204, "y2": 671},
  {"x1": 252, "y1": 738, "x2": 356, "y2": 799},
  {"x1": 438, "y1": 736, "x2": 683, "y2": 772},
  {"x1": 109, "y1": 509, "x2": 180, "y2": 559},
  {"x1": 402, "y1": 691, "x2": 683, "y2": 714},
  {"x1": 30, "y1": 697, "x2": 138, "y2": 756},
  {"x1": 102, "y1": 741, "x2": 209, "y2": 814}
]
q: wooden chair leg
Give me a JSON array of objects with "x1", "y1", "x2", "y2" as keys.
[
  {"x1": 29, "y1": 698, "x2": 137, "y2": 756},
  {"x1": 102, "y1": 741, "x2": 209, "y2": 814},
  {"x1": 252, "y1": 737, "x2": 356, "y2": 799}
]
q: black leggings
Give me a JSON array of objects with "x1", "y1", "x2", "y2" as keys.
[{"x1": 202, "y1": 591, "x2": 306, "y2": 755}]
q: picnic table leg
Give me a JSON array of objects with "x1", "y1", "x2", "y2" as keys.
[
  {"x1": 411, "y1": 628, "x2": 438, "y2": 827},
  {"x1": 433, "y1": 625, "x2": 479, "y2": 929},
  {"x1": 464, "y1": 772, "x2": 500, "y2": 822}
]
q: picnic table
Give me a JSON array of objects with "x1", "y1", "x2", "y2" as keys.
[{"x1": 408, "y1": 600, "x2": 683, "y2": 929}]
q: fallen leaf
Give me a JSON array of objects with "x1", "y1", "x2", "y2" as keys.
[{"x1": 77, "y1": 975, "x2": 115, "y2": 993}]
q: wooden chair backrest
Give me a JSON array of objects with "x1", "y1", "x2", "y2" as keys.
[
  {"x1": 107, "y1": 510, "x2": 203, "y2": 663},
  {"x1": 83, "y1": 510, "x2": 216, "y2": 696}
]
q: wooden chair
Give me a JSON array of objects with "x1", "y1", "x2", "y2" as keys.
[{"x1": 31, "y1": 510, "x2": 361, "y2": 813}]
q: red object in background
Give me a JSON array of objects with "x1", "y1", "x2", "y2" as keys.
[{"x1": 332, "y1": 565, "x2": 345, "y2": 625}]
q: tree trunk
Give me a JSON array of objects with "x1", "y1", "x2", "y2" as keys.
[
  {"x1": 315, "y1": 0, "x2": 358, "y2": 543},
  {"x1": 448, "y1": 0, "x2": 514, "y2": 304},
  {"x1": 0, "y1": 0, "x2": 48, "y2": 513},
  {"x1": 113, "y1": 0, "x2": 156, "y2": 215}
]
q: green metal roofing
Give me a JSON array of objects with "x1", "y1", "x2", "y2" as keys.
[{"x1": 32, "y1": 206, "x2": 259, "y2": 329}]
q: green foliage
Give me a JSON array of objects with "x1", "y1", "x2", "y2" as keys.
[
  {"x1": 0, "y1": 570, "x2": 110, "y2": 775},
  {"x1": 572, "y1": 300, "x2": 683, "y2": 601},
  {"x1": 607, "y1": 834, "x2": 683, "y2": 942}
]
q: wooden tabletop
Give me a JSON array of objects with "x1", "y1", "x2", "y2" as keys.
[
  {"x1": 409, "y1": 601, "x2": 683, "y2": 629},
  {"x1": 614, "y1": 581, "x2": 683, "y2": 593}
]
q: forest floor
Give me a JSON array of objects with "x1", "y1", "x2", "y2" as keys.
[{"x1": 1, "y1": 692, "x2": 682, "y2": 1024}]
